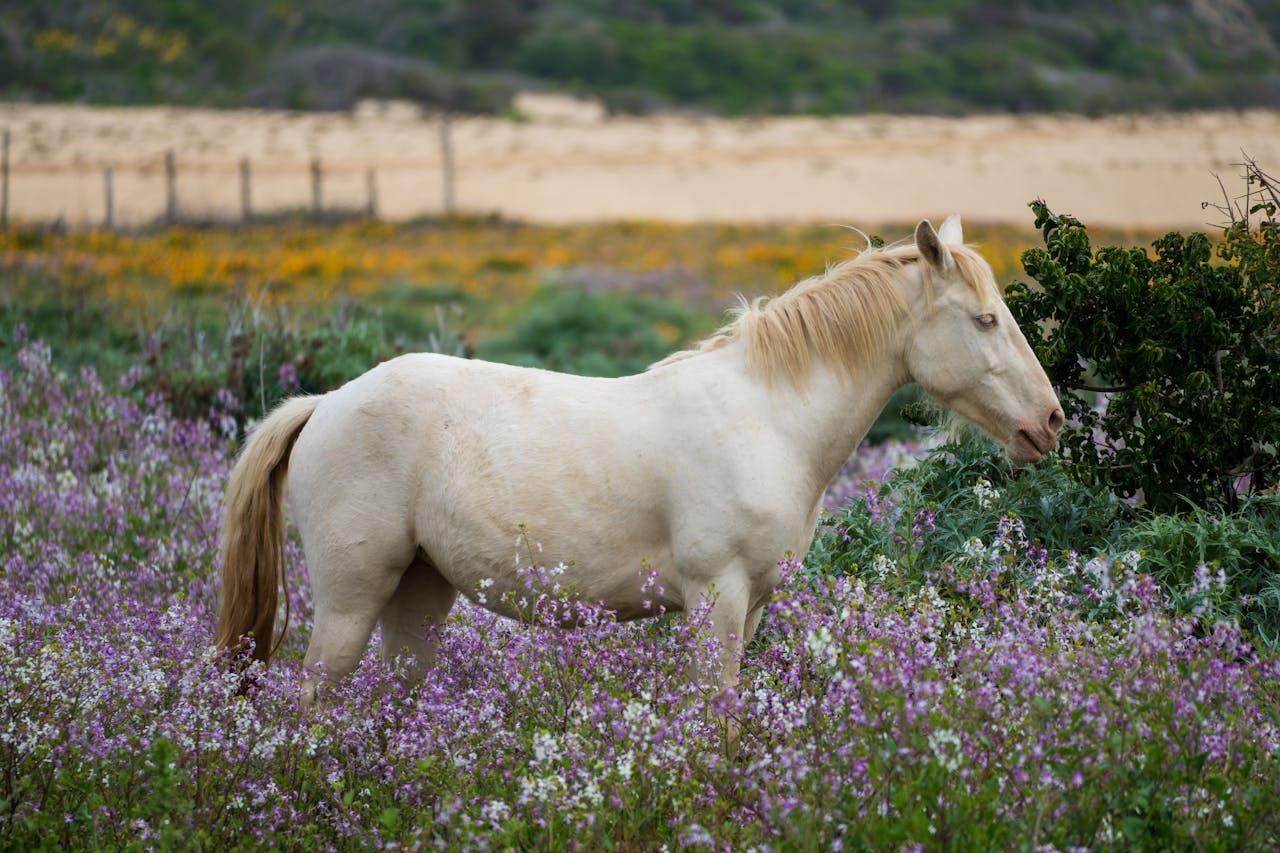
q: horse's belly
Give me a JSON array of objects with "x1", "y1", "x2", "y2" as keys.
[{"x1": 417, "y1": 488, "x2": 679, "y2": 617}]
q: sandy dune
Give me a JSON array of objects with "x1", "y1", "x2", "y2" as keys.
[{"x1": 2, "y1": 99, "x2": 1277, "y2": 229}]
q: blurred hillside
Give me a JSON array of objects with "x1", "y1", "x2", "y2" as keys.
[{"x1": 2, "y1": 0, "x2": 1279, "y2": 115}]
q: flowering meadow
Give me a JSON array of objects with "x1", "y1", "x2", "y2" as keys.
[
  {"x1": 0, "y1": 220, "x2": 831, "y2": 308},
  {"x1": 0, "y1": 214, "x2": 1274, "y2": 850},
  {"x1": 4, "y1": 327, "x2": 1280, "y2": 851},
  {"x1": 1, "y1": 218, "x2": 1161, "y2": 326}
]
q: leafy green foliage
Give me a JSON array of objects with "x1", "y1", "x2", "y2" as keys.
[
  {"x1": 865, "y1": 385, "x2": 927, "y2": 444},
  {"x1": 1005, "y1": 200, "x2": 1280, "y2": 513},
  {"x1": 1, "y1": 274, "x2": 464, "y2": 425},
  {"x1": 475, "y1": 287, "x2": 705, "y2": 377},
  {"x1": 1115, "y1": 498, "x2": 1280, "y2": 648},
  {"x1": 7, "y1": 1, "x2": 1280, "y2": 114},
  {"x1": 143, "y1": 308, "x2": 430, "y2": 422},
  {"x1": 808, "y1": 427, "x2": 1122, "y2": 584},
  {"x1": 809, "y1": 428, "x2": 1280, "y2": 649}
]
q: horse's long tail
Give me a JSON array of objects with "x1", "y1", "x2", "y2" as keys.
[{"x1": 216, "y1": 395, "x2": 321, "y2": 666}]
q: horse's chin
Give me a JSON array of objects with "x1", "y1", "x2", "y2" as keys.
[
  {"x1": 1007, "y1": 447, "x2": 1042, "y2": 465},
  {"x1": 959, "y1": 414, "x2": 1046, "y2": 464},
  {"x1": 1006, "y1": 433, "x2": 1047, "y2": 464}
]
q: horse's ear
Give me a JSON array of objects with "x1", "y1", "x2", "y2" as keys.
[
  {"x1": 915, "y1": 219, "x2": 954, "y2": 275},
  {"x1": 938, "y1": 214, "x2": 963, "y2": 246}
]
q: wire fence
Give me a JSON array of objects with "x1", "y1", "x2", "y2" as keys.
[{"x1": 0, "y1": 117, "x2": 460, "y2": 230}]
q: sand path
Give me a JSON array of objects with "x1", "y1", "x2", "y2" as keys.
[{"x1": 2, "y1": 101, "x2": 1277, "y2": 229}]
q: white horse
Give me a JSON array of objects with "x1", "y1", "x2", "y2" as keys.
[{"x1": 216, "y1": 217, "x2": 1063, "y2": 702}]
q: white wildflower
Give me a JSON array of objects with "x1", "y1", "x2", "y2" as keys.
[
  {"x1": 1118, "y1": 550, "x2": 1142, "y2": 571},
  {"x1": 972, "y1": 478, "x2": 1000, "y2": 509},
  {"x1": 679, "y1": 823, "x2": 714, "y2": 848},
  {"x1": 804, "y1": 625, "x2": 840, "y2": 668},
  {"x1": 531, "y1": 730, "x2": 560, "y2": 763},
  {"x1": 916, "y1": 583, "x2": 950, "y2": 614},
  {"x1": 480, "y1": 798, "x2": 510, "y2": 829},
  {"x1": 616, "y1": 750, "x2": 635, "y2": 782},
  {"x1": 870, "y1": 554, "x2": 895, "y2": 577},
  {"x1": 1085, "y1": 557, "x2": 1112, "y2": 592},
  {"x1": 578, "y1": 775, "x2": 603, "y2": 808},
  {"x1": 927, "y1": 727, "x2": 963, "y2": 772},
  {"x1": 1099, "y1": 815, "x2": 1117, "y2": 844}
]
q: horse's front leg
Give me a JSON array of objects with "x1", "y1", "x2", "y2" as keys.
[
  {"x1": 683, "y1": 571, "x2": 761, "y2": 754},
  {"x1": 684, "y1": 572, "x2": 752, "y2": 695}
]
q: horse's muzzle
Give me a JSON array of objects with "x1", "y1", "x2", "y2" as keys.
[{"x1": 1010, "y1": 406, "x2": 1064, "y2": 463}]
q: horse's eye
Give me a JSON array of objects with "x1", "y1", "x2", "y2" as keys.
[{"x1": 975, "y1": 313, "x2": 998, "y2": 330}]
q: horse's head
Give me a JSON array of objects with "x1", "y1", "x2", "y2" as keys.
[{"x1": 903, "y1": 216, "x2": 1063, "y2": 464}]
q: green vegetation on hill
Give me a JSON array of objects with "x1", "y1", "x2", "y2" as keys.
[{"x1": 3, "y1": 0, "x2": 1280, "y2": 115}]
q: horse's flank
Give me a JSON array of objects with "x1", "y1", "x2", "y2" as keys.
[{"x1": 653, "y1": 242, "x2": 998, "y2": 387}]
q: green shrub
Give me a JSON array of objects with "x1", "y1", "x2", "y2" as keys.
[
  {"x1": 1005, "y1": 197, "x2": 1280, "y2": 513},
  {"x1": 11, "y1": 1, "x2": 1280, "y2": 115},
  {"x1": 1115, "y1": 498, "x2": 1280, "y2": 648},
  {"x1": 808, "y1": 428, "x2": 1123, "y2": 586},
  {"x1": 2, "y1": 275, "x2": 463, "y2": 426},
  {"x1": 143, "y1": 301, "x2": 465, "y2": 423},
  {"x1": 475, "y1": 287, "x2": 706, "y2": 377},
  {"x1": 810, "y1": 427, "x2": 1280, "y2": 650},
  {"x1": 864, "y1": 385, "x2": 926, "y2": 444}
]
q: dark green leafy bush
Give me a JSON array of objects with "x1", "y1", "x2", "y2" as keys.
[
  {"x1": 144, "y1": 309, "x2": 425, "y2": 423},
  {"x1": 8, "y1": 1, "x2": 1280, "y2": 115},
  {"x1": 1005, "y1": 197, "x2": 1280, "y2": 513},
  {"x1": 2, "y1": 277, "x2": 464, "y2": 426}
]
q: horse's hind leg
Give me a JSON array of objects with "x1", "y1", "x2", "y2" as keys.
[
  {"x1": 301, "y1": 536, "x2": 413, "y2": 705},
  {"x1": 379, "y1": 549, "x2": 458, "y2": 686}
]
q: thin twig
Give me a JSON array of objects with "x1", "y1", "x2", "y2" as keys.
[{"x1": 1064, "y1": 381, "x2": 1138, "y2": 394}]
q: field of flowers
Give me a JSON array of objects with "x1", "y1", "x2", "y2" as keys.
[
  {"x1": 3, "y1": 219, "x2": 1278, "y2": 849},
  {"x1": 0, "y1": 216, "x2": 1158, "y2": 327}
]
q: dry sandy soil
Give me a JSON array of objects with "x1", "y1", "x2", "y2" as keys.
[{"x1": 3, "y1": 97, "x2": 1279, "y2": 229}]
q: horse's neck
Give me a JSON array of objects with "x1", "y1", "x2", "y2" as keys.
[
  {"x1": 778, "y1": 263, "x2": 925, "y2": 489},
  {"x1": 665, "y1": 337, "x2": 907, "y2": 498},
  {"x1": 769, "y1": 355, "x2": 908, "y2": 494}
]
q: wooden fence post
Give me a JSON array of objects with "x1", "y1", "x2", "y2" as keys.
[
  {"x1": 240, "y1": 158, "x2": 252, "y2": 222},
  {"x1": 1, "y1": 129, "x2": 9, "y2": 229},
  {"x1": 365, "y1": 167, "x2": 378, "y2": 219},
  {"x1": 164, "y1": 149, "x2": 177, "y2": 225},
  {"x1": 311, "y1": 157, "x2": 322, "y2": 217},
  {"x1": 440, "y1": 112, "x2": 456, "y2": 216},
  {"x1": 103, "y1": 166, "x2": 114, "y2": 230}
]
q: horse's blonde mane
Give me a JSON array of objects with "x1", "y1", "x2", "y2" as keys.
[{"x1": 653, "y1": 241, "x2": 995, "y2": 386}]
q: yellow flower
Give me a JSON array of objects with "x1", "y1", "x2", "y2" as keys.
[
  {"x1": 159, "y1": 34, "x2": 187, "y2": 64},
  {"x1": 92, "y1": 36, "x2": 118, "y2": 58},
  {"x1": 33, "y1": 29, "x2": 79, "y2": 54}
]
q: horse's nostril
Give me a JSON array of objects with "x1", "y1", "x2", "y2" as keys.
[{"x1": 1048, "y1": 407, "x2": 1065, "y2": 433}]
